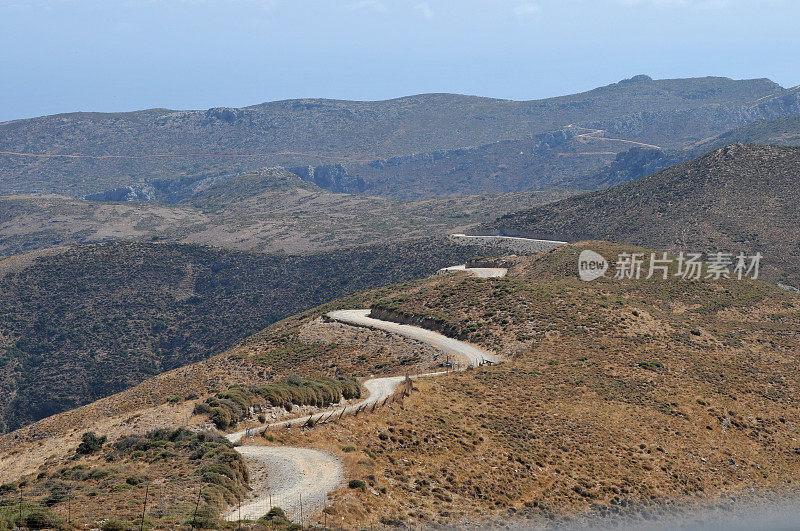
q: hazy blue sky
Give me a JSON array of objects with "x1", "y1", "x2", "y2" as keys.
[{"x1": 1, "y1": 0, "x2": 798, "y2": 122}]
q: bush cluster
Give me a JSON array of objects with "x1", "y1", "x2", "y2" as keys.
[
  {"x1": 114, "y1": 428, "x2": 248, "y2": 520},
  {"x1": 76, "y1": 431, "x2": 107, "y2": 455},
  {"x1": 199, "y1": 376, "x2": 361, "y2": 429}
]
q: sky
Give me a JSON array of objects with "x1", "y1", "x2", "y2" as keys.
[{"x1": 1, "y1": 0, "x2": 799, "y2": 122}]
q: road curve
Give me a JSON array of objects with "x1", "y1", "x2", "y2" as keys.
[
  {"x1": 225, "y1": 308, "x2": 499, "y2": 522},
  {"x1": 327, "y1": 309, "x2": 499, "y2": 365},
  {"x1": 224, "y1": 446, "x2": 343, "y2": 522}
]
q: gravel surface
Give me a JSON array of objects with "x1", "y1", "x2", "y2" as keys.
[{"x1": 224, "y1": 445, "x2": 343, "y2": 522}]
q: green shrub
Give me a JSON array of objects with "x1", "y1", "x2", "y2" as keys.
[
  {"x1": 637, "y1": 360, "x2": 664, "y2": 371},
  {"x1": 41, "y1": 479, "x2": 71, "y2": 506},
  {"x1": 209, "y1": 407, "x2": 232, "y2": 430},
  {"x1": 125, "y1": 475, "x2": 145, "y2": 486},
  {"x1": 22, "y1": 507, "x2": 61, "y2": 529},
  {"x1": 348, "y1": 479, "x2": 367, "y2": 491},
  {"x1": 88, "y1": 468, "x2": 111, "y2": 480},
  {"x1": 206, "y1": 376, "x2": 361, "y2": 429},
  {"x1": 261, "y1": 507, "x2": 288, "y2": 522},
  {"x1": 193, "y1": 402, "x2": 211, "y2": 415},
  {"x1": 184, "y1": 504, "x2": 219, "y2": 529},
  {"x1": 76, "y1": 431, "x2": 107, "y2": 455},
  {"x1": 100, "y1": 519, "x2": 132, "y2": 531}
]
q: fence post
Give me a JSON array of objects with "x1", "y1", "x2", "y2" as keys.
[
  {"x1": 140, "y1": 484, "x2": 149, "y2": 531},
  {"x1": 190, "y1": 488, "x2": 202, "y2": 531}
]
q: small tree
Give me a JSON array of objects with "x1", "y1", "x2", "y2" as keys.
[{"x1": 76, "y1": 431, "x2": 107, "y2": 455}]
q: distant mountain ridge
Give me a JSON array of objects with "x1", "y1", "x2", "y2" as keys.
[
  {"x1": 1, "y1": 75, "x2": 796, "y2": 197},
  {"x1": 564, "y1": 109, "x2": 800, "y2": 190}
]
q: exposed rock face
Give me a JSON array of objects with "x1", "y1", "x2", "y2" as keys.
[
  {"x1": 587, "y1": 92, "x2": 800, "y2": 145},
  {"x1": 84, "y1": 175, "x2": 233, "y2": 203},
  {"x1": 203, "y1": 107, "x2": 247, "y2": 124},
  {"x1": 570, "y1": 147, "x2": 682, "y2": 189},
  {"x1": 84, "y1": 186, "x2": 152, "y2": 202},
  {"x1": 368, "y1": 306, "x2": 469, "y2": 342},
  {"x1": 288, "y1": 164, "x2": 368, "y2": 194}
]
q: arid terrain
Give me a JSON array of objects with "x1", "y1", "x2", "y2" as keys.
[
  {"x1": 0, "y1": 168, "x2": 575, "y2": 256},
  {"x1": 3, "y1": 242, "x2": 800, "y2": 528}
]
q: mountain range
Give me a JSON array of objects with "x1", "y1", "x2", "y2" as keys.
[{"x1": 2, "y1": 75, "x2": 798, "y2": 198}]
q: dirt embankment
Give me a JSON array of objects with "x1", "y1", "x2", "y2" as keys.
[{"x1": 369, "y1": 306, "x2": 469, "y2": 342}]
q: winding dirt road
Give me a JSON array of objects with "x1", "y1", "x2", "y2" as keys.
[
  {"x1": 225, "y1": 295, "x2": 499, "y2": 522},
  {"x1": 329, "y1": 309, "x2": 498, "y2": 365}
]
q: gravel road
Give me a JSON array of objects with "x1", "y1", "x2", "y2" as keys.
[
  {"x1": 224, "y1": 446, "x2": 343, "y2": 522},
  {"x1": 327, "y1": 309, "x2": 499, "y2": 365}
]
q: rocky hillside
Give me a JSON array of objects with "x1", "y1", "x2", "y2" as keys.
[
  {"x1": 481, "y1": 144, "x2": 800, "y2": 286},
  {"x1": 3, "y1": 242, "x2": 800, "y2": 528},
  {"x1": 1, "y1": 76, "x2": 795, "y2": 197},
  {"x1": 0, "y1": 237, "x2": 501, "y2": 432},
  {"x1": 694, "y1": 110, "x2": 800, "y2": 149},
  {"x1": 565, "y1": 109, "x2": 800, "y2": 190}
]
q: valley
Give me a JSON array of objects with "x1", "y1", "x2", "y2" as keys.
[
  {"x1": 0, "y1": 170, "x2": 573, "y2": 256},
  {"x1": 0, "y1": 237, "x2": 509, "y2": 432}
]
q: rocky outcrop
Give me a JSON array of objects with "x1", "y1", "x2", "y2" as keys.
[
  {"x1": 288, "y1": 164, "x2": 368, "y2": 194},
  {"x1": 84, "y1": 186, "x2": 152, "y2": 202},
  {"x1": 569, "y1": 147, "x2": 683, "y2": 190}
]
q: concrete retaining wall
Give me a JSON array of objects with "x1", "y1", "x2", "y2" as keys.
[{"x1": 449, "y1": 234, "x2": 567, "y2": 255}]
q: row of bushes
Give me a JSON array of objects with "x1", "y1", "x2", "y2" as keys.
[{"x1": 196, "y1": 375, "x2": 361, "y2": 429}]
